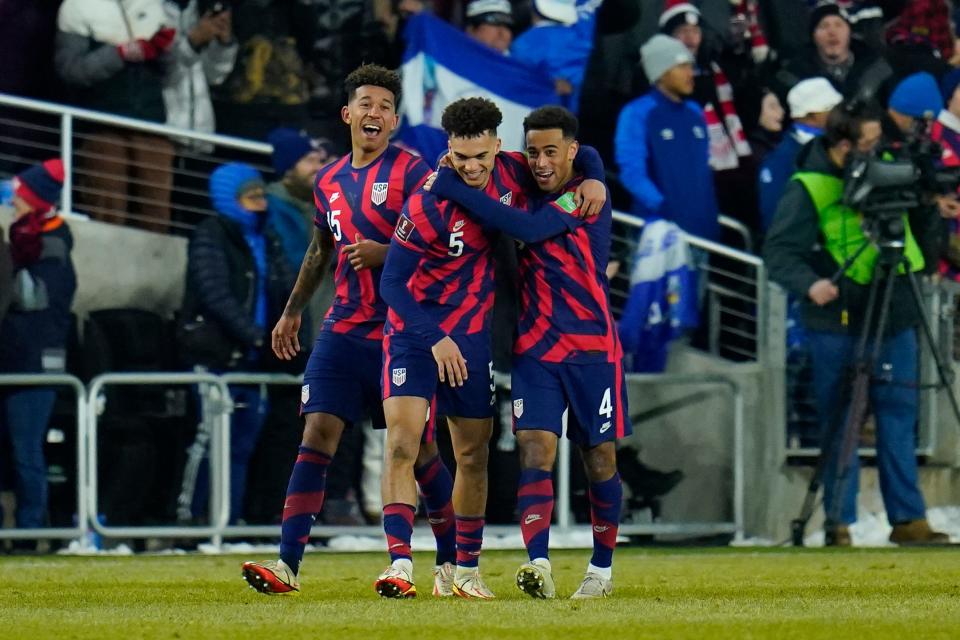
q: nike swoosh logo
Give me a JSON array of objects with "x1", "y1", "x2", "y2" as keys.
[
  {"x1": 599, "y1": 421, "x2": 612, "y2": 434},
  {"x1": 524, "y1": 514, "x2": 542, "y2": 525}
]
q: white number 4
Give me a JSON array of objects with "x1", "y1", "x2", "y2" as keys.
[
  {"x1": 598, "y1": 387, "x2": 613, "y2": 419},
  {"x1": 448, "y1": 230, "x2": 464, "y2": 257},
  {"x1": 327, "y1": 209, "x2": 342, "y2": 241}
]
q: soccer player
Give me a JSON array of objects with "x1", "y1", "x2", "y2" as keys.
[
  {"x1": 428, "y1": 105, "x2": 631, "y2": 599},
  {"x1": 374, "y1": 98, "x2": 607, "y2": 600},
  {"x1": 241, "y1": 64, "x2": 458, "y2": 598}
]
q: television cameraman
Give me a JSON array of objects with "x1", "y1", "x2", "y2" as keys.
[{"x1": 764, "y1": 100, "x2": 950, "y2": 547}]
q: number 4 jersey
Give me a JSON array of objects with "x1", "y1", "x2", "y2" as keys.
[{"x1": 313, "y1": 145, "x2": 431, "y2": 340}]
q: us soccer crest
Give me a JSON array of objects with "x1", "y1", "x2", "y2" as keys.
[
  {"x1": 500, "y1": 192, "x2": 513, "y2": 206},
  {"x1": 371, "y1": 182, "x2": 389, "y2": 205},
  {"x1": 513, "y1": 398, "x2": 523, "y2": 418},
  {"x1": 392, "y1": 367, "x2": 407, "y2": 386},
  {"x1": 301, "y1": 384, "x2": 310, "y2": 404}
]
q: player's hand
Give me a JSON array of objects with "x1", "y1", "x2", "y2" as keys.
[
  {"x1": 936, "y1": 194, "x2": 960, "y2": 219},
  {"x1": 432, "y1": 336, "x2": 468, "y2": 387},
  {"x1": 423, "y1": 172, "x2": 438, "y2": 191},
  {"x1": 575, "y1": 179, "x2": 606, "y2": 219},
  {"x1": 808, "y1": 278, "x2": 839, "y2": 306},
  {"x1": 436, "y1": 153, "x2": 452, "y2": 170},
  {"x1": 271, "y1": 313, "x2": 302, "y2": 360},
  {"x1": 343, "y1": 234, "x2": 389, "y2": 270}
]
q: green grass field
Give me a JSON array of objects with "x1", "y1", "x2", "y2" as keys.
[{"x1": 2, "y1": 548, "x2": 960, "y2": 639}]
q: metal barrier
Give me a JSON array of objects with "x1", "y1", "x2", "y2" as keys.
[
  {"x1": 0, "y1": 374, "x2": 88, "y2": 541},
  {"x1": 86, "y1": 372, "x2": 232, "y2": 539}
]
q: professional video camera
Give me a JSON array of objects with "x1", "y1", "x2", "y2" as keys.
[{"x1": 843, "y1": 125, "x2": 960, "y2": 244}]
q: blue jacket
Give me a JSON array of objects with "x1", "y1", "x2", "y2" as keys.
[
  {"x1": 614, "y1": 88, "x2": 720, "y2": 240},
  {"x1": 511, "y1": 22, "x2": 593, "y2": 113},
  {"x1": 758, "y1": 127, "x2": 818, "y2": 231}
]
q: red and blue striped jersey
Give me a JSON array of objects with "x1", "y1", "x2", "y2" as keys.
[
  {"x1": 313, "y1": 145, "x2": 431, "y2": 339},
  {"x1": 515, "y1": 177, "x2": 622, "y2": 364},
  {"x1": 385, "y1": 152, "x2": 530, "y2": 338}
]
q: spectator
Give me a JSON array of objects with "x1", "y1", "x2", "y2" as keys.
[
  {"x1": 764, "y1": 103, "x2": 948, "y2": 546},
  {"x1": 749, "y1": 90, "x2": 785, "y2": 167},
  {"x1": 659, "y1": 0, "x2": 759, "y2": 236},
  {"x1": 510, "y1": 0, "x2": 591, "y2": 113},
  {"x1": 884, "y1": 71, "x2": 943, "y2": 143},
  {"x1": 180, "y1": 162, "x2": 295, "y2": 523},
  {"x1": 464, "y1": 0, "x2": 514, "y2": 53},
  {"x1": 615, "y1": 34, "x2": 720, "y2": 241},
  {"x1": 775, "y1": 2, "x2": 893, "y2": 106},
  {"x1": 932, "y1": 69, "x2": 960, "y2": 280},
  {"x1": 0, "y1": 159, "x2": 75, "y2": 538},
  {"x1": 758, "y1": 77, "x2": 842, "y2": 231},
  {"x1": 162, "y1": 1, "x2": 238, "y2": 143},
  {"x1": 264, "y1": 127, "x2": 338, "y2": 343},
  {"x1": 55, "y1": 0, "x2": 178, "y2": 233}
]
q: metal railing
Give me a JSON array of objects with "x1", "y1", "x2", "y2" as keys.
[{"x1": 0, "y1": 374, "x2": 88, "y2": 541}]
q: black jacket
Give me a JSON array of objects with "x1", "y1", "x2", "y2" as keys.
[
  {"x1": 181, "y1": 215, "x2": 294, "y2": 364},
  {"x1": 763, "y1": 138, "x2": 938, "y2": 337},
  {"x1": 773, "y1": 40, "x2": 893, "y2": 107}
]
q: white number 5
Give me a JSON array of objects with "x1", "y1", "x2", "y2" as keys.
[
  {"x1": 448, "y1": 230, "x2": 464, "y2": 257},
  {"x1": 327, "y1": 209, "x2": 342, "y2": 241}
]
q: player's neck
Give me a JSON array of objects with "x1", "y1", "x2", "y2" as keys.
[{"x1": 350, "y1": 143, "x2": 388, "y2": 169}]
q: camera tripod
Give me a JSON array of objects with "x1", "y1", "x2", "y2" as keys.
[{"x1": 790, "y1": 234, "x2": 960, "y2": 546}]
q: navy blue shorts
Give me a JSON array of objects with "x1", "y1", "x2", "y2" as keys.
[
  {"x1": 382, "y1": 332, "x2": 495, "y2": 420},
  {"x1": 301, "y1": 331, "x2": 386, "y2": 429},
  {"x1": 511, "y1": 355, "x2": 632, "y2": 448}
]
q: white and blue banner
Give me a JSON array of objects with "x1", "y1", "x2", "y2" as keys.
[{"x1": 397, "y1": 14, "x2": 558, "y2": 162}]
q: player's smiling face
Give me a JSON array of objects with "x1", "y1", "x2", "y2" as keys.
[
  {"x1": 525, "y1": 128, "x2": 578, "y2": 194},
  {"x1": 343, "y1": 85, "x2": 399, "y2": 153},
  {"x1": 448, "y1": 132, "x2": 501, "y2": 189}
]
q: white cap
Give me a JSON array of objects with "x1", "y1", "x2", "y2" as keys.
[
  {"x1": 466, "y1": 0, "x2": 513, "y2": 24},
  {"x1": 787, "y1": 77, "x2": 843, "y2": 119},
  {"x1": 533, "y1": 0, "x2": 578, "y2": 25}
]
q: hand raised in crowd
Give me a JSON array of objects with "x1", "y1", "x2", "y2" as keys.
[
  {"x1": 575, "y1": 178, "x2": 606, "y2": 218},
  {"x1": 189, "y1": 10, "x2": 232, "y2": 49},
  {"x1": 935, "y1": 194, "x2": 960, "y2": 219},
  {"x1": 432, "y1": 336, "x2": 468, "y2": 387},
  {"x1": 117, "y1": 39, "x2": 160, "y2": 63},
  {"x1": 343, "y1": 233, "x2": 388, "y2": 271},
  {"x1": 808, "y1": 278, "x2": 839, "y2": 306},
  {"x1": 271, "y1": 313, "x2": 302, "y2": 360}
]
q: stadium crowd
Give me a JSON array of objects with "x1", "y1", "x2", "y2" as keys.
[{"x1": 1, "y1": 0, "x2": 959, "y2": 575}]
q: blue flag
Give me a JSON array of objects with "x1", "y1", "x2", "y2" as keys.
[{"x1": 398, "y1": 14, "x2": 558, "y2": 162}]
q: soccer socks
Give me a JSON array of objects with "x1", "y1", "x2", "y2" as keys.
[
  {"x1": 383, "y1": 503, "x2": 416, "y2": 563},
  {"x1": 279, "y1": 446, "x2": 331, "y2": 575},
  {"x1": 414, "y1": 455, "x2": 456, "y2": 566},
  {"x1": 517, "y1": 468, "x2": 554, "y2": 562},
  {"x1": 455, "y1": 516, "x2": 485, "y2": 568},
  {"x1": 588, "y1": 473, "x2": 622, "y2": 571}
]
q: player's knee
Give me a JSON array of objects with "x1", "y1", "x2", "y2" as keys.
[
  {"x1": 454, "y1": 443, "x2": 489, "y2": 474},
  {"x1": 582, "y1": 445, "x2": 617, "y2": 483},
  {"x1": 301, "y1": 414, "x2": 343, "y2": 456},
  {"x1": 517, "y1": 435, "x2": 555, "y2": 470},
  {"x1": 386, "y1": 441, "x2": 419, "y2": 468}
]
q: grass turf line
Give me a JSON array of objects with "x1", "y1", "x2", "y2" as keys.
[{"x1": 1, "y1": 548, "x2": 959, "y2": 639}]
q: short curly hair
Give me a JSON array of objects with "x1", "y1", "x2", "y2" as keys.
[
  {"x1": 344, "y1": 64, "x2": 402, "y2": 104},
  {"x1": 523, "y1": 106, "x2": 578, "y2": 139},
  {"x1": 441, "y1": 97, "x2": 503, "y2": 138}
]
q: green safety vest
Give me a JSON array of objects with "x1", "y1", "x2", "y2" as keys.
[{"x1": 792, "y1": 171, "x2": 924, "y2": 285}]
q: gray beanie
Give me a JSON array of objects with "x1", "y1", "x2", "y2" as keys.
[{"x1": 641, "y1": 34, "x2": 694, "y2": 83}]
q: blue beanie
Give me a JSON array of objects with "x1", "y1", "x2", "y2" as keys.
[
  {"x1": 941, "y1": 68, "x2": 960, "y2": 105},
  {"x1": 889, "y1": 72, "x2": 943, "y2": 118},
  {"x1": 267, "y1": 127, "x2": 315, "y2": 176},
  {"x1": 209, "y1": 163, "x2": 265, "y2": 229}
]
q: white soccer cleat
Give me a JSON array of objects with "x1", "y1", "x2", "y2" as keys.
[
  {"x1": 570, "y1": 572, "x2": 613, "y2": 599},
  {"x1": 374, "y1": 564, "x2": 417, "y2": 598},
  {"x1": 515, "y1": 558, "x2": 556, "y2": 599},
  {"x1": 432, "y1": 562, "x2": 455, "y2": 597},
  {"x1": 452, "y1": 567, "x2": 496, "y2": 599}
]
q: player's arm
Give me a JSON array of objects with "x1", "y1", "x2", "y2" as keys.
[
  {"x1": 570, "y1": 145, "x2": 607, "y2": 217},
  {"x1": 273, "y1": 226, "x2": 333, "y2": 359},
  {"x1": 430, "y1": 167, "x2": 578, "y2": 243}
]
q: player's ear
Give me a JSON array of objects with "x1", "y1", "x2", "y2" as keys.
[
  {"x1": 495, "y1": 138, "x2": 502, "y2": 155},
  {"x1": 568, "y1": 140, "x2": 580, "y2": 161},
  {"x1": 389, "y1": 112, "x2": 400, "y2": 131},
  {"x1": 341, "y1": 105, "x2": 351, "y2": 126}
]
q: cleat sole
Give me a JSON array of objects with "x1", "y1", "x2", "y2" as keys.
[
  {"x1": 375, "y1": 577, "x2": 417, "y2": 599},
  {"x1": 516, "y1": 567, "x2": 547, "y2": 599},
  {"x1": 241, "y1": 564, "x2": 299, "y2": 596}
]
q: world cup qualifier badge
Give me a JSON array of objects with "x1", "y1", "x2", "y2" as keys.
[{"x1": 395, "y1": 215, "x2": 416, "y2": 242}]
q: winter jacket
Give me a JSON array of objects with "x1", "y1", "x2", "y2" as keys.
[
  {"x1": 615, "y1": 87, "x2": 720, "y2": 240},
  {"x1": 0, "y1": 220, "x2": 76, "y2": 374},
  {"x1": 511, "y1": 21, "x2": 593, "y2": 114},
  {"x1": 758, "y1": 126, "x2": 819, "y2": 232},
  {"x1": 55, "y1": 0, "x2": 168, "y2": 122},
  {"x1": 763, "y1": 137, "x2": 938, "y2": 337},
  {"x1": 162, "y1": 1, "x2": 237, "y2": 141},
  {"x1": 773, "y1": 39, "x2": 893, "y2": 107}
]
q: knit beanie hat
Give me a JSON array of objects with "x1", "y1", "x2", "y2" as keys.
[
  {"x1": 641, "y1": 34, "x2": 695, "y2": 84},
  {"x1": 941, "y1": 68, "x2": 960, "y2": 104},
  {"x1": 659, "y1": 0, "x2": 699, "y2": 35},
  {"x1": 889, "y1": 72, "x2": 943, "y2": 118},
  {"x1": 267, "y1": 127, "x2": 316, "y2": 176},
  {"x1": 809, "y1": 1, "x2": 849, "y2": 37},
  {"x1": 14, "y1": 158, "x2": 64, "y2": 213}
]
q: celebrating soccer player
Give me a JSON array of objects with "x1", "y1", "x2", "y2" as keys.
[
  {"x1": 428, "y1": 105, "x2": 630, "y2": 599},
  {"x1": 241, "y1": 65, "x2": 458, "y2": 598}
]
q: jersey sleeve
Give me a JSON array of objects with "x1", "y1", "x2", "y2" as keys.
[
  {"x1": 403, "y1": 155, "x2": 433, "y2": 199},
  {"x1": 393, "y1": 195, "x2": 440, "y2": 254},
  {"x1": 499, "y1": 151, "x2": 538, "y2": 193},
  {"x1": 313, "y1": 185, "x2": 330, "y2": 231}
]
